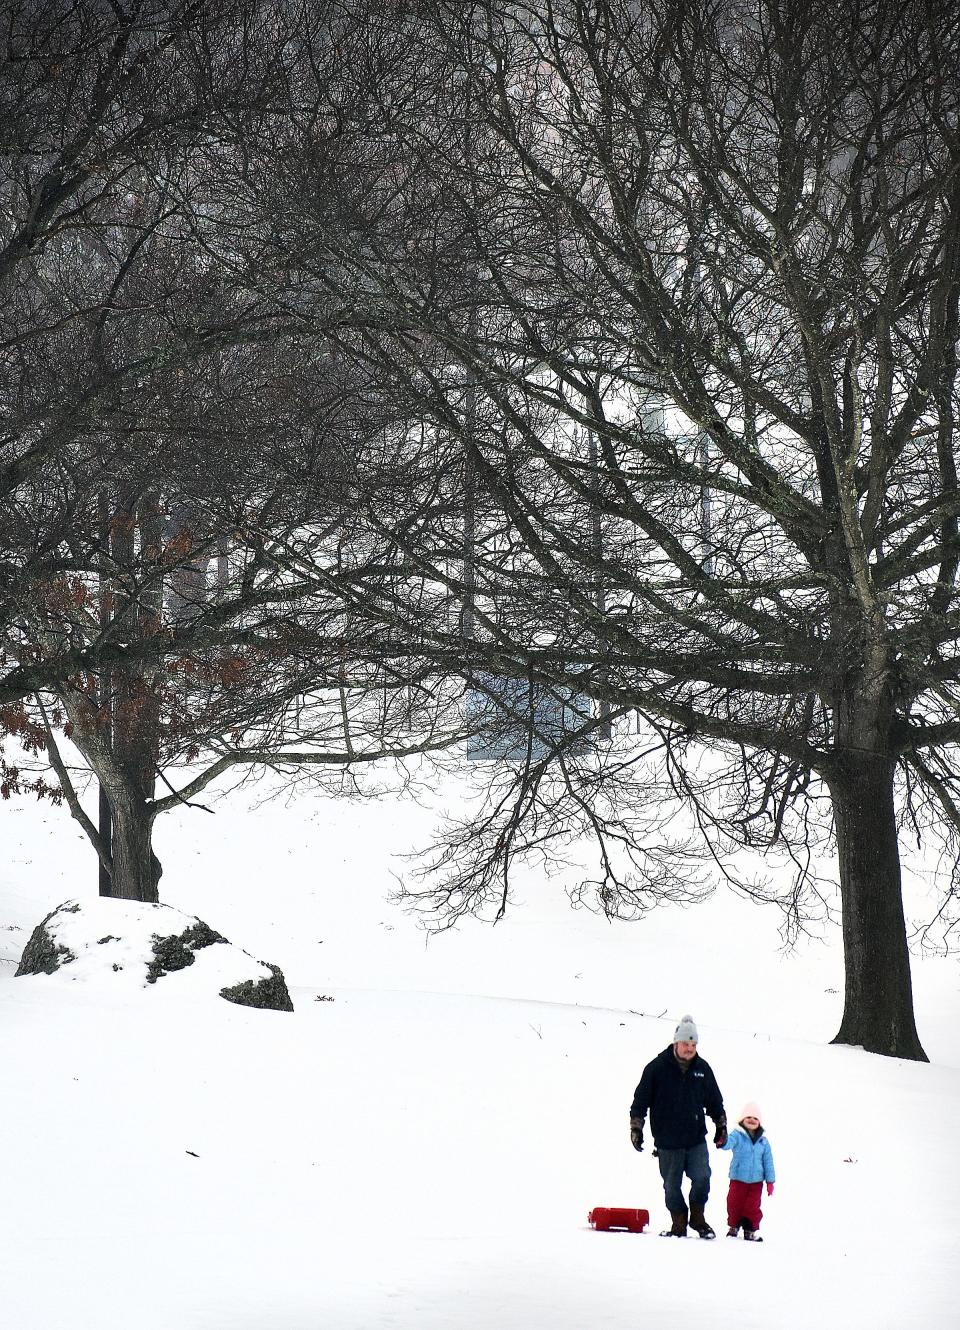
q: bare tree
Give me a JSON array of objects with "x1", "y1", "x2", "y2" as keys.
[
  {"x1": 296, "y1": 0, "x2": 960, "y2": 1060},
  {"x1": 1, "y1": 0, "x2": 478, "y2": 900}
]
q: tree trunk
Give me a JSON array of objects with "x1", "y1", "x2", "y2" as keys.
[
  {"x1": 97, "y1": 486, "x2": 113, "y2": 897},
  {"x1": 98, "y1": 783, "x2": 113, "y2": 897},
  {"x1": 108, "y1": 792, "x2": 161, "y2": 902},
  {"x1": 107, "y1": 696, "x2": 162, "y2": 902},
  {"x1": 827, "y1": 750, "x2": 927, "y2": 1061},
  {"x1": 107, "y1": 488, "x2": 163, "y2": 902}
]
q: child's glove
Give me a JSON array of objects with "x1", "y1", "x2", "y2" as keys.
[
  {"x1": 713, "y1": 1115, "x2": 728, "y2": 1148},
  {"x1": 629, "y1": 1117, "x2": 644, "y2": 1152},
  {"x1": 766, "y1": 1183, "x2": 775, "y2": 1196}
]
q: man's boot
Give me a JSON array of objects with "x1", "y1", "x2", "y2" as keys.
[
  {"x1": 660, "y1": 1208, "x2": 688, "y2": 1237},
  {"x1": 688, "y1": 1205, "x2": 716, "y2": 1239}
]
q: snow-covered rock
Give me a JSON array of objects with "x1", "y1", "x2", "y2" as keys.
[{"x1": 15, "y1": 898, "x2": 293, "y2": 1011}]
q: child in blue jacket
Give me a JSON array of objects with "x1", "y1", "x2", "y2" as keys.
[{"x1": 720, "y1": 1101, "x2": 776, "y2": 1241}]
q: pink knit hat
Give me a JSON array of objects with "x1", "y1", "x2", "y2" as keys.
[{"x1": 739, "y1": 1101, "x2": 762, "y2": 1123}]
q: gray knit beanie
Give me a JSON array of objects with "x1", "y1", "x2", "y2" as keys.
[{"x1": 673, "y1": 1013, "x2": 699, "y2": 1043}]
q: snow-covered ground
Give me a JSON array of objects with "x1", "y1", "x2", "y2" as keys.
[{"x1": 1, "y1": 774, "x2": 958, "y2": 1329}]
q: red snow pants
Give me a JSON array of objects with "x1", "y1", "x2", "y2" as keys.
[{"x1": 726, "y1": 1180, "x2": 763, "y2": 1231}]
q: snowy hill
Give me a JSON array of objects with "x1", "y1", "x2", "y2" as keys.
[{"x1": 1, "y1": 780, "x2": 959, "y2": 1329}]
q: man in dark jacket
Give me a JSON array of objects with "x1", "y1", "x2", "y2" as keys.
[{"x1": 629, "y1": 1013, "x2": 727, "y2": 1238}]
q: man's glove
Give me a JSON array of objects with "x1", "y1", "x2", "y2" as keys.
[
  {"x1": 766, "y1": 1182, "x2": 775, "y2": 1197},
  {"x1": 629, "y1": 1117, "x2": 644, "y2": 1152},
  {"x1": 713, "y1": 1115, "x2": 728, "y2": 1148}
]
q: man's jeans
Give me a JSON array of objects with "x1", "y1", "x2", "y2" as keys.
[{"x1": 657, "y1": 1142, "x2": 711, "y2": 1213}]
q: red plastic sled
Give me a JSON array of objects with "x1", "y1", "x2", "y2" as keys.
[{"x1": 588, "y1": 1207, "x2": 649, "y2": 1233}]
